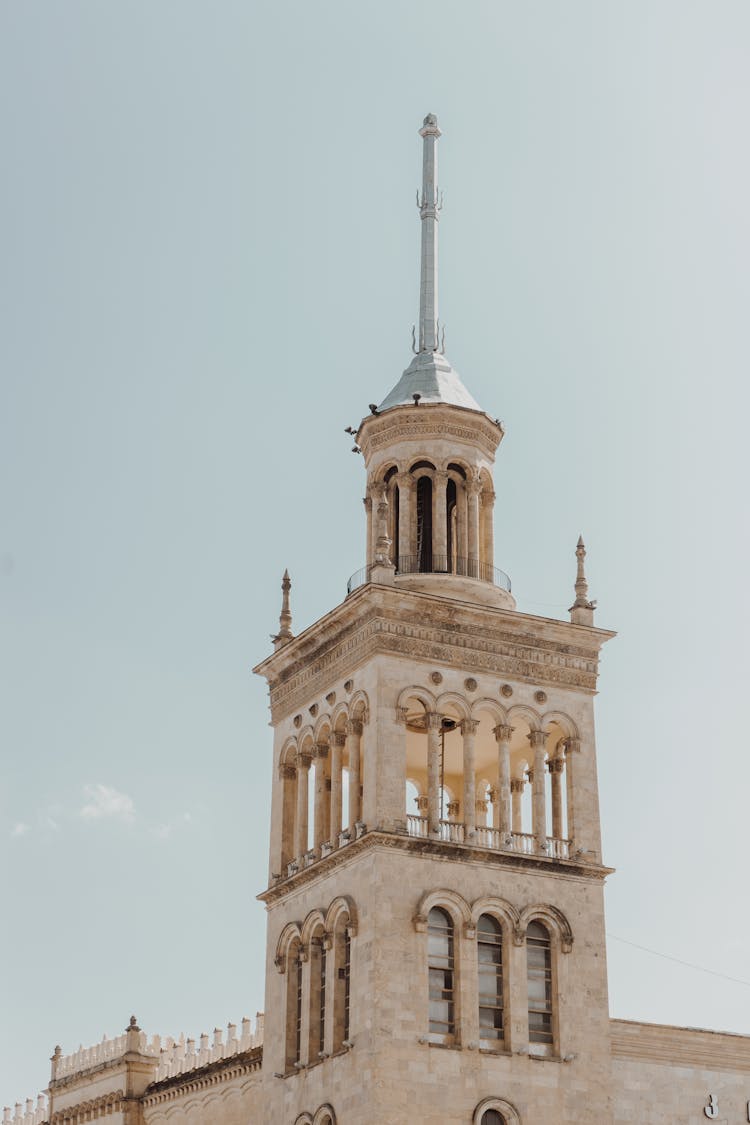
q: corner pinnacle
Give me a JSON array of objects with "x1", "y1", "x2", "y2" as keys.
[{"x1": 272, "y1": 570, "x2": 294, "y2": 650}]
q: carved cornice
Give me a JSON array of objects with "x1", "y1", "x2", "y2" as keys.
[
  {"x1": 257, "y1": 827, "x2": 612, "y2": 906},
  {"x1": 256, "y1": 587, "x2": 613, "y2": 723},
  {"x1": 357, "y1": 404, "x2": 502, "y2": 463},
  {"x1": 142, "y1": 1048, "x2": 263, "y2": 1105},
  {"x1": 50, "y1": 1090, "x2": 124, "y2": 1123}
]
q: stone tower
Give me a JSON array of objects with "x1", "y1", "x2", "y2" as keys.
[{"x1": 254, "y1": 115, "x2": 615, "y2": 1125}]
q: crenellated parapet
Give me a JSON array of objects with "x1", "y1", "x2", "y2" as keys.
[
  {"x1": 2, "y1": 1096, "x2": 48, "y2": 1125},
  {"x1": 151, "y1": 1015, "x2": 264, "y2": 1081}
]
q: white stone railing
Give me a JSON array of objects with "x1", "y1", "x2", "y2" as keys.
[
  {"x1": 153, "y1": 1015, "x2": 264, "y2": 1081},
  {"x1": 55, "y1": 1030, "x2": 160, "y2": 1079},
  {"x1": 3, "y1": 1095, "x2": 48, "y2": 1124},
  {"x1": 406, "y1": 817, "x2": 569, "y2": 859}
]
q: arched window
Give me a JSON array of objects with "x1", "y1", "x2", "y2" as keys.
[
  {"x1": 307, "y1": 933, "x2": 326, "y2": 1060},
  {"x1": 527, "y1": 920, "x2": 553, "y2": 1047},
  {"x1": 481, "y1": 1112, "x2": 506, "y2": 1125},
  {"x1": 332, "y1": 915, "x2": 351, "y2": 1051},
  {"x1": 285, "y1": 939, "x2": 303, "y2": 1069},
  {"x1": 477, "y1": 914, "x2": 503, "y2": 1044},
  {"x1": 428, "y1": 906, "x2": 455, "y2": 1040},
  {"x1": 446, "y1": 478, "x2": 457, "y2": 572},
  {"x1": 416, "y1": 476, "x2": 433, "y2": 572}
]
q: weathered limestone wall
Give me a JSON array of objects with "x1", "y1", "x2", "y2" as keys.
[
  {"x1": 142, "y1": 1064, "x2": 263, "y2": 1124},
  {"x1": 261, "y1": 840, "x2": 613, "y2": 1125},
  {"x1": 611, "y1": 1019, "x2": 750, "y2": 1125}
]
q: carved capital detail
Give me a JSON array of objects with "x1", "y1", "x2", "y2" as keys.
[
  {"x1": 493, "y1": 723, "x2": 514, "y2": 743},
  {"x1": 510, "y1": 777, "x2": 525, "y2": 794},
  {"x1": 346, "y1": 719, "x2": 364, "y2": 737},
  {"x1": 565, "y1": 737, "x2": 581, "y2": 755},
  {"x1": 527, "y1": 730, "x2": 547, "y2": 749},
  {"x1": 330, "y1": 731, "x2": 347, "y2": 748},
  {"x1": 460, "y1": 718, "x2": 479, "y2": 736},
  {"x1": 426, "y1": 711, "x2": 443, "y2": 732}
]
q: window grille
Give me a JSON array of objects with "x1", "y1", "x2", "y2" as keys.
[
  {"x1": 343, "y1": 930, "x2": 351, "y2": 1042},
  {"x1": 477, "y1": 914, "x2": 503, "y2": 1042},
  {"x1": 527, "y1": 920, "x2": 553, "y2": 1045},
  {"x1": 428, "y1": 906, "x2": 455, "y2": 1038}
]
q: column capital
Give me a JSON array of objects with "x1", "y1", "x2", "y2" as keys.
[
  {"x1": 565, "y1": 737, "x2": 581, "y2": 755},
  {"x1": 467, "y1": 477, "x2": 483, "y2": 497},
  {"x1": 493, "y1": 723, "x2": 514, "y2": 743},
  {"x1": 396, "y1": 471, "x2": 415, "y2": 491},
  {"x1": 371, "y1": 480, "x2": 387, "y2": 502},
  {"x1": 510, "y1": 777, "x2": 525, "y2": 794},
  {"x1": 446, "y1": 800, "x2": 461, "y2": 819},
  {"x1": 426, "y1": 711, "x2": 444, "y2": 732},
  {"x1": 487, "y1": 786, "x2": 499, "y2": 802},
  {"x1": 460, "y1": 717, "x2": 479, "y2": 736},
  {"x1": 363, "y1": 495, "x2": 373, "y2": 512},
  {"x1": 346, "y1": 719, "x2": 364, "y2": 736},
  {"x1": 416, "y1": 794, "x2": 429, "y2": 812},
  {"x1": 280, "y1": 763, "x2": 297, "y2": 780},
  {"x1": 330, "y1": 730, "x2": 347, "y2": 748},
  {"x1": 547, "y1": 757, "x2": 565, "y2": 774},
  {"x1": 527, "y1": 729, "x2": 547, "y2": 749},
  {"x1": 296, "y1": 751, "x2": 313, "y2": 769},
  {"x1": 313, "y1": 742, "x2": 329, "y2": 760}
]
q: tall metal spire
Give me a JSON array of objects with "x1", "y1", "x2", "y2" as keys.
[{"x1": 417, "y1": 113, "x2": 443, "y2": 354}]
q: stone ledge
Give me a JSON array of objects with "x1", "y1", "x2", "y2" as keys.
[{"x1": 610, "y1": 1018, "x2": 750, "y2": 1072}]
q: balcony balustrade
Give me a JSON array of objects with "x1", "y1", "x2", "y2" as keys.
[
  {"x1": 405, "y1": 814, "x2": 570, "y2": 859},
  {"x1": 347, "y1": 554, "x2": 512, "y2": 595}
]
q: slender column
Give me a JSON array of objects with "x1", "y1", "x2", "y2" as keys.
[
  {"x1": 295, "y1": 751, "x2": 312, "y2": 859},
  {"x1": 457, "y1": 486, "x2": 468, "y2": 569},
  {"x1": 494, "y1": 723, "x2": 513, "y2": 836},
  {"x1": 397, "y1": 472, "x2": 416, "y2": 562},
  {"x1": 564, "y1": 738, "x2": 580, "y2": 848},
  {"x1": 417, "y1": 114, "x2": 442, "y2": 353},
  {"x1": 346, "y1": 720, "x2": 363, "y2": 829},
  {"x1": 433, "y1": 470, "x2": 448, "y2": 568},
  {"x1": 313, "y1": 743, "x2": 329, "y2": 852},
  {"x1": 548, "y1": 753, "x2": 565, "y2": 840},
  {"x1": 372, "y1": 482, "x2": 392, "y2": 567},
  {"x1": 364, "y1": 495, "x2": 373, "y2": 566},
  {"x1": 461, "y1": 718, "x2": 479, "y2": 837},
  {"x1": 488, "y1": 786, "x2": 499, "y2": 829},
  {"x1": 329, "y1": 731, "x2": 345, "y2": 846},
  {"x1": 510, "y1": 776, "x2": 524, "y2": 833},
  {"x1": 467, "y1": 479, "x2": 481, "y2": 577},
  {"x1": 426, "y1": 712, "x2": 442, "y2": 835},
  {"x1": 482, "y1": 490, "x2": 495, "y2": 569},
  {"x1": 528, "y1": 730, "x2": 548, "y2": 851}
]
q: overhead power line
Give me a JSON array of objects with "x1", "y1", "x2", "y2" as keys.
[{"x1": 607, "y1": 933, "x2": 750, "y2": 989}]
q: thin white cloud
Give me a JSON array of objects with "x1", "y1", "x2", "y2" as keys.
[
  {"x1": 11, "y1": 822, "x2": 30, "y2": 837},
  {"x1": 80, "y1": 784, "x2": 135, "y2": 824}
]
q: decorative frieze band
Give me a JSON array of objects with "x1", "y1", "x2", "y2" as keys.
[{"x1": 266, "y1": 609, "x2": 601, "y2": 720}]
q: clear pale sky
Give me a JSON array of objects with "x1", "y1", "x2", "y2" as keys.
[{"x1": 2, "y1": 0, "x2": 750, "y2": 1108}]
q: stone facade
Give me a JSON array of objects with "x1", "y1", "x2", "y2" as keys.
[{"x1": 8, "y1": 114, "x2": 750, "y2": 1125}]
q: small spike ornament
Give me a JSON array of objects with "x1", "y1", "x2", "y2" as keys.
[{"x1": 272, "y1": 570, "x2": 294, "y2": 649}]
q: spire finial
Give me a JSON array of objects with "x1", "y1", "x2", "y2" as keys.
[
  {"x1": 417, "y1": 113, "x2": 443, "y2": 354},
  {"x1": 569, "y1": 536, "x2": 596, "y2": 626},
  {"x1": 272, "y1": 569, "x2": 294, "y2": 649}
]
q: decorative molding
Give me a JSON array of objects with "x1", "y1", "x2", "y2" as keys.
[
  {"x1": 500, "y1": 683, "x2": 513, "y2": 697},
  {"x1": 142, "y1": 1048, "x2": 262, "y2": 1106},
  {"x1": 263, "y1": 603, "x2": 604, "y2": 721}
]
